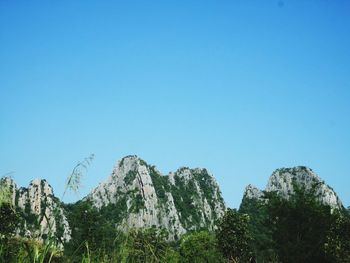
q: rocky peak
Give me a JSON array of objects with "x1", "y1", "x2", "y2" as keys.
[
  {"x1": 0, "y1": 177, "x2": 71, "y2": 243},
  {"x1": 267, "y1": 166, "x2": 318, "y2": 194},
  {"x1": 86, "y1": 156, "x2": 226, "y2": 240},
  {"x1": 241, "y1": 166, "x2": 343, "y2": 210},
  {"x1": 0, "y1": 177, "x2": 17, "y2": 205},
  {"x1": 267, "y1": 166, "x2": 342, "y2": 209},
  {"x1": 1, "y1": 156, "x2": 225, "y2": 243},
  {"x1": 29, "y1": 179, "x2": 53, "y2": 195},
  {"x1": 243, "y1": 184, "x2": 263, "y2": 200},
  {"x1": 116, "y1": 155, "x2": 140, "y2": 174}
]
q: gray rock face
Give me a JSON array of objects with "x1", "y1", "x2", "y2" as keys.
[
  {"x1": 0, "y1": 155, "x2": 225, "y2": 242},
  {"x1": 242, "y1": 166, "x2": 343, "y2": 210},
  {"x1": 86, "y1": 155, "x2": 226, "y2": 240},
  {"x1": 243, "y1": 184, "x2": 263, "y2": 200},
  {"x1": 0, "y1": 177, "x2": 71, "y2": 243}
]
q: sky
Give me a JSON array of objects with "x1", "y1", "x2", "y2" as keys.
[{"x1": 1, "y1": 1, "x2": 350, "y2": 208}]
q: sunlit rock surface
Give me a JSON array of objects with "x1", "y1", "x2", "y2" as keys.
[{"x1": 86, "y1": 155, "x2": 226, "y2": 240}]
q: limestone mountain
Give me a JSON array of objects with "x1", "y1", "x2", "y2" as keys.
[
  {"x1": 1, "y1": 155, "x2": 226, "y2": 243},
  {"x1": 240, "y1": 166, "x2": 343, "y2": 210},
  {"x1": 0, "y1": 177, "x2": 71, "y2": 243},
  {"x1": 84, "y1": 155, "x2": 226, "y2": 240}
]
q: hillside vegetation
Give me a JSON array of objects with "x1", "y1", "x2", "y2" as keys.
[{"x1": 0, "y1": 156, "x2": 349, "y2": 262}]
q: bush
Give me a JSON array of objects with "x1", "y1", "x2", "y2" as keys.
[
  {"x1": 179, "y1": 231, "x2": 224, "y2": 263},
  {"x1": 216, "y1": 208, "x2": 254, "y2": 262},
  {"x1": 117, "y1": 228, "x2": 171, "y2": 263}
]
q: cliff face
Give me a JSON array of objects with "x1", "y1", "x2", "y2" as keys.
[
  {"x1": 86, "y1": 155, "x2": 226, "y2": 239},
  {"x1": 1, "y1": 156, "x2": 225, "y2": 243},
  {"x1": 0, "y1": 177, "x2": 71, "y2": 242},
  {"x1": 241, "y1": 166, "x2": 343, "y2": 210}
]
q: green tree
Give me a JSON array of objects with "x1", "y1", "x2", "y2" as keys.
[
  {"x1": 163, "y1": 247, "x2": 181, "y2": 263},
  {"x1": 0, "y1": 203, "x2": 18, "y2": 239},
  {"x1": 0, "y1": 179, "x2": 20, "y2": 262},
  {"x1": 64, "y1": 200, "x2": 115, "y2": 261},
  {"x1": 324, "y1": 209, "x2": 350, "y2": 263},
  {"x1": 0, "y1": 179, "x2": 18, "y2": 239},
  {"x1": 239, "y1": 195, "x2": 277, "y2": 262},
  {"x1": 264, "y1": 182, "x2": 334, "y2": 263},
  {"x1": 179, "y1": 231, "x2": 224, "y2": 263},
  {"x1": 216, "y1": 208, "x2": 253, "y2": 262},
  {"x1": 117, "y1": 228, "x2": 171, "y2": 263}
]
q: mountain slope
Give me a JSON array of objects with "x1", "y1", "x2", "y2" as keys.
[
  {"x1": 86, "y1": 155, "x2": 226, "y2": 239},
  {"x1": 241, "y1": 166, "x2": 343, "y2": 210},
  {"x1": 0, "y1": 177, "x2": 71, "y2": 243}
]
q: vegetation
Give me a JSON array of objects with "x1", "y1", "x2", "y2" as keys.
[
  {"x1": 1, "y1": 160, "x2": 350, "y2": 262},
  {"x1": 0, "y1": 203, "x2": 18, "y2": 239},
  {"x1": 240, "y1": 181, "x2": 350, "y2": 263},
  {"x1": 264, "y1": 186, "x2": 334, "y2": 262},
  {"x1": 149, "y1": 165, "x2": 170, "y2": 203},
  {"x1": 116, "y1": 228, "x2": 172, "y2": 263},
  {"x1": 239, "y1": 194, "x2": 271, "y2": 260},
  {"x1": 179, "y1": 231, "x2": 224, "y2": 263},
  {"x1": 216, "y1": 208, "x2": 254, "y2": 262},
  {"x1": 170, "y1": 173, "x2": 203, "y2": 228}
]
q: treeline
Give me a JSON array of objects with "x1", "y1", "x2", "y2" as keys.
[
  {"x1": 239, "y1": 183, "x2": 350, "y2": 263},
  {"x1": 1, "y1": 184, "x2": 350, "y2": 262}
]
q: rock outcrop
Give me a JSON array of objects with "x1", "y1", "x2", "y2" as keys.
[
  {"x1": 0, "y1": 155, "x2": 226, "y2": 243},
  {"x1": 86, "y1": 155, "x2": 226, "y2": 240},
  {"x1": 0, "y1": 177, "x2": 71, "y2": 243},
  {"x1": 241, "y1": 166, "x2": 343, "y2": 210},
  {"x1": 243, "y1": 184, "x2": 263, "y2": 200}
]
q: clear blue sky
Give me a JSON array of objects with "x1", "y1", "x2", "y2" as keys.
[{"x1": 1, "y1": 1, "x2": 350, "y2": 208}]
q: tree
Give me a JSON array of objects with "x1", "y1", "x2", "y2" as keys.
[
  {"x1": 64, "y1": 200, "x2": 115, "y2": 260},
  {"x1": 0, "y1": 179, "x2": 18, "y2": 239},
  {"x1": 239, "y1": 195, "x2": 276, "y2": 261},
  {"x1": 324, "y1": 210, "x2": 350, "y2": 263},
  {"x1": 0, "y1": 203, "x2": 18, "y2": 239},
  {"x1": 0, "y1": 179, "x2": 20, "y2": 262},
  {"x1": 264, "y1": 182, "x2": 334, "y2": 263},
  {"x1": 179, "y1": 231, "x2": 224, "y2": 263},
  {"x1": 117, "y1": 228, "x2": 171, "y2": 263},
  {"x1": 216, "y1": 208, "x2": 253, "y2": 262}
]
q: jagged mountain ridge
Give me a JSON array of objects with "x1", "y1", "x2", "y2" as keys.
[
  {"x1": 3, "y1": 161, "x2": 345, "y2": 245},
  {"x1": 241, "y1": 166, "x2": 343, "y2": 210},
  {"x1": 86, "y1": 155, "x2": 226, "y2": 240},
  {"x1": 1, "y1": 155, "x2": 226, "y2": 242}
]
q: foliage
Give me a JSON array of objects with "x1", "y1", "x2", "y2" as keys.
[
  {"x1": 179, "y1": 231, "x2": 224, "y2": 263},
  {"x1": 130, "y1": 192, "x2": 145, "y2": 213},
  {"x1": 239, "y1": 194, "x2": 277, "y2": 261},
  {"x1": 324, "y1": 209, "x2": 350, "y2": 262},
  {"x1": 163, "y1": 247, "x2": 181, "y2": 263},
  {"x1": 0, "y1": 179, "x2": 13, "y2": 206},
  {"x1": 216, "y1": 208, "x2": 254, "y2": 262},
  {"x1": 170, "y1": 174, "x2": 202, "y2": 228},
  {"x1": 0, "y1": 237, "x2": 62, "y2": 263},
  {"x1": 264, "y1": 182, "x2": 336, "y2": 263},
  {"x1": 240, "y1": 181, "x2": 350, "y2": 263},
  {"x1": 192, "y1": 169, "x2": 223, "y2": 210},
  {"x1": 64, "y1": 200, "x2": 116, "y2": 260},
  {"x1": 266, "y1": 182, "x2": 350, "y2": 262},
  {"x1": 149, "y1": 166, "x2": 170, "y2": 203},
  {"x1": 2, "y1": 154, "x2": 97, "y2": 263},
  {"x1": 0, "y1": 203, "x2": 18, "y2": 239},
  {"x1": 117, "y1": 228, "x2": 172, "y2": 263},
  {"x1": 5, "y1": 156, "x2": 350, "y2": 263},
  {"x1": 63, "y1": 154, "x2": 94, "y2": 198},
  {"x1": 124, "y1": 170, "x2": 137, "y2": 185}
]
